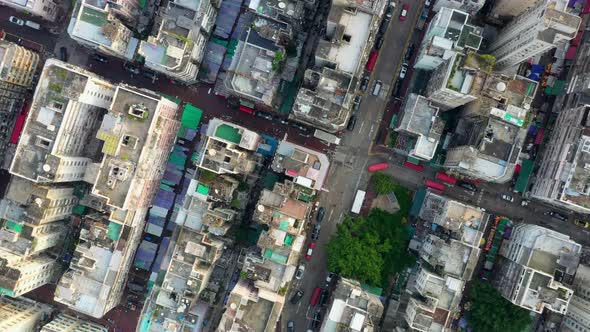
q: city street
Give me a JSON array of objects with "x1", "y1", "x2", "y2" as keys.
[{"x1": 280, "y1": 2, "x2": 424, "y2": 330}]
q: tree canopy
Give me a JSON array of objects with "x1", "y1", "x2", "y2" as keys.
[
  {"x1": 371, "y1": 172, "x2": 399, "y2": 195},
  {"x1": 466, "y1": 281, "x2": 532, "y2": 332},
  {"x1": 326, "y1": 209, "x2": 415, "y2": 287}
]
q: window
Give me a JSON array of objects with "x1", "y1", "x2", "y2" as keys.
[
  {"x1": 343, "y1": 34, "x2": 352, "y2": 43},
  {"x1": 121, "y1": 135, "x2": 138, "y2": 149}
]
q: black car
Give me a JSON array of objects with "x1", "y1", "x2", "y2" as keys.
[
  {"x1": 319, "y1": 289, "x2": 329, "y2": 306},
  {"x1": 142, "y1": 71, "x2": 158, "y2": 81},
  {"x1": 545, "y1": 211, "x2": 567, "y2": 221},
  {"x1": 124, "y1": 64, "x2": 140, "y2": 75},
  {"x1": 316, "y1": 207, "x2": 325, "y2": 223},
  {"x1": 458, "y1": 180, "x2": 477, "y2": 192},
  {"x1": 375, "y1": 35, "x2": 385, "y2": 50},
  {"x1": 347, "y1": 116, "x2": 357, "y2": 131},
  {"x1": 404, "y1": 44, "x2": 415, "y2": 61},
  {"x1": 92, "y1": 54, "x2": 108, "y2": 63},
  {"x1": 353, "y1": 95, "x2": 362, "y2": 112},
  {"x1": 311, "y1": 224, "x2": 321, "y2": 240},
  {"x1": 287, "y1": 321, "x2": 295, "y2": 332},
  {"x1": 59, "y1": 47, "x2": 68, "y2": 62},
  {"x1": 360, "y1": 76, "x2": 370, "y2": 92},
  {"x1": 290, "y1": 290, "x2": 304, "y2": 304},
  {"x1": 385, "y1": 6, "x2": 393, "y2": 18},
  {"x1": 378, "y1": 19, "x2": 390, "y2": 35},
  {"x1": 312, "y1": 311, "x2": 323, "y2": 329}
]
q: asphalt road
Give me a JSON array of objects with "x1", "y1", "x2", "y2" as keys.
[{"x1": 280, "y1": 1, "x2": 424, "y2": 331}]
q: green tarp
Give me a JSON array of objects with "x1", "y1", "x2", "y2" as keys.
[
  {"x1": 168, "y1": 153, "x2": 187, "y2": 166},
  {"x1": 72, "y1": 205, "x2": 87, "y2": 216},
  {"x1": 107, "y1": 222, "x2": 122, "y2": 241},
  {"x1": 361, "y1": 283, "x2": 383, "y2": 296},
  {"x1": 514, "y1": 159, "x2": 534, "y2": 193},
  {"x1": 215, "y1": 124, "x2": 242, "y2": 143},
  {"x1": 284, "y1": 235, "x2": 293, "y2": 246},
  {"x1": 180, "y1": 104, "x2": 203, "y2": 129},
  {"x1": 5, "y1": 220, "x2": 23, "y2": 233},
  {"x1": 407, "y1": 156, "x2": 421, "y2": 165},
  {"x1": 197, "y1": 184, "x2": 210, "y2": 195}
]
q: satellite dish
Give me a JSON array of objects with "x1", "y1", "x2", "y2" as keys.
[
  {"x1": 43, "y1": 164, "x2": 51, "y2": 172},
  {"x1": 208, "y1": 149, "x2": 217, "y2": 156},
  {"x1": 35, "y1": 198, "x2": 43, "y2": 206},
  {"x1": 230, "y1": 303, "x2": 237, "y2": 310},
  {"x1": 278, "y1": 2, "x2": 286, "y2": 8},
  {"x1": 257, "y1": 205, "x2": 265, "y2": 212},
  {"x1": 496, "y1": 82, "x2": 507, "y2": 92}
]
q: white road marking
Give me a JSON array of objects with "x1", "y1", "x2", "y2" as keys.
[
  {"x1": 369, "y1": 123, "x2": 375, "y2": 135},
  {"x1": 208, "y1": 88, "x2": 212, "y2": 94},
  {"x1": 359, "y1": 120, "x2": 365, "y2": 132},
  {"x1": 296, "y1": 302, "x2": 302, "y2": 314},
  {"x1": 328, "y1": 208, "x2": 334, "y2": 222},
  {"x1": 339, "y1": 212, "x2": 344, "y2": 223}
]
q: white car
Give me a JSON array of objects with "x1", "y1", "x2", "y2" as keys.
[
  {"x1": 502, "y1": 194, "x2": 514, "y2": 202},
  {"x1": 399, "y1": 63, "x2": 408, "y2": 79},
  {"x1": 295, "y1": 265, "x2": 305, "y2": 280},
  {"x1": 9, "y1": 16, "x2": 25, "y2": 26}
]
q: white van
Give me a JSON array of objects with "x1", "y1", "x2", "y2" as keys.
[
  {"x1": 372, "y1": 80, "x2": 382, "y2": 96},
  {"x1": 25, "y1": 21, "x2": 41, "y2": 30}
]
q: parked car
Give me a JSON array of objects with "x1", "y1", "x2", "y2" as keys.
[
  {"x1": 279, "y1": 119, "x2": 289, "y2": 125},
  {"x1": 295, "y1": 265, "x2": 305, "y2": 280},
  {"x1": 305, "y1": 242, "x2": 316, "y2": 259},
  {"x1": 312, "y1": 312, "x2": 323, "y2": 329},
  {"x1": 501, "y1": 194, "x2": 514, "y2": 202},
  {"x1": 391, "y1": 80, "x2": 403, "y2": 99},
  {"x1": 9, "y1": 16, "x2": 24, "y2": 26},
  {"x1": 360, "y1": 75, "x2": 370, "y2": 92},
  {"x1": 290, "y1": 290, "x2": 304, "y2": 304},
  {"x1": 375, "y1": 35, "x2": 385, "y2": 50},
  {"x1": 399, "y1": 63, "x2": 408, "y2": 79},
  {"x1": 326, "y1": 272, "x2": 335, "y2": 286},
  {"x1": 25, "y1": 20, "x2": 41, "y2": 30},
  {"x1": 59, "y1": 47, "x2": 68, "y2": 62},
  {"x1": 574, "y1": 219, "x2": 590, "y2": 228},
  {"x1": 372, "y1": 80, "x2": 383, "y2": 96},
  {"x1": 521, "y1": 200, "x2": 529, "y2": 206},
  {"x1": 385, "y1": 6, "x2": 394, "y2": 18},
  {"x1": 457, "y1": 180, "x2": 477, "y2": 192},
  {"x1": 311, "y1": 224, "x2": 321, "y2": 240},
  {"x1": 319, "y1": 289, "x2": 329, "y2": 306},
  {"x1": 124, "y1": 64, "x2": 140, "y2": 75},
  {"x1": 353, "y1": 95, "x2": 362, "y2": 112},
  {"x1": 142, "y1": 71, "x2": 158, "y2": 81},
  {"x1": 316, "y1": 207, "x2": 326, "y2": 222},
  {"x1": 287, "y1": 321, "x2": 295, "y2": 332},
  {"x1": 405, "y1": 44, "x2": 415, "y2": 61},
  {"x1": 255, "y1": 111, "x2": 273, "y2": 121},
  {"x1": 399, "y1": 4, "x2": 409, "y2": 21},
  {"x1": 545, "y1": 211, "x2": 567, "y2": 221},
  {"x1": 347, "y1": 116, "x2": 357, "y2": 131},
  {"x1": 92, "y1": 54, "x2": 109, "y2": 63},
  {"x1": 378, "y1": 19, "x2": 389, "y2": 34},
  {"x1": 389, "y1": 1, "x2": 396, "y2": 8}
]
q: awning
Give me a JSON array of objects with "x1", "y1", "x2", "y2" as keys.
[
  {"x1": 239, "y1": 105, "x2": 254, "y2": 114},
  {"x1": 9, "y1": 104, "x2": 29, "y2": 144},
  {"x1": 535, "y1": 128, "x2": 545, "y2": 145}
]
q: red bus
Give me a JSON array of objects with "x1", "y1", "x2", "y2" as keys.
[
  {"x1": 425, "y1": 180, "x2": 445, "y2": 191},
  {"x1": 368, "y1": 162, "x2": 388, "y2": 172},
  {"x1": 310, "y1": 287, "x2": 322, "y2": 306},
  {"x1": 435, "y1": 172, "x2": 457, "y2": 185},
  {"x1": 239, "y1": 105, "x2": 254, "y2": 114},
  {"x1": 403, "y1": 161, "x2": 424, "y2": 172},
  {"x1": 366, "y1": 50, "x2": 379, "y2": 72}
]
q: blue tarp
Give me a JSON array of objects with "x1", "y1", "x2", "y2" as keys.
[
  {"x1": 528, "y1": 64, "x2": 544, "y2": 81},
  {"x1": 257, "y1": 134, "x2": 279, "y2": 156},
  {"x1": 134, "y1": 240, "x2": 158, "y2": 270},
  {"x1": 528, "y1": 124, "x2": 538, "y2": 136},
  {"x1": 154, "y1": 189, "x2": 176, "y2": 210},
  {"x1": 152, "y1": 237, "x2": 170, "y2": 273},
  {"x1": 213, "y1": 0, "x2": 242, "y2": 39}
]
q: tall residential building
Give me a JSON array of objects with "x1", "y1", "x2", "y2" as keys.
[
  {"x1": 10, "y1": 59, "x2": 116, "y2": 184},
  {"x1": 320, "y1": 278, "x2": 384, "y2": 331},
  {"x1": 54, "y1": 85, "x2": 180, "y2": 318},
  {"x1": 291, "y1": 1, "x2": 381, "y2": 133},
  {"x1": 41, "y1": 313, "x2": 107, "y2": 332},
  {"x1": 488, "y1": 0, "x2": 581, "y2": 69},
  {"x1": 68, "y1": 0, "x2": 139, "y2": 60},
  {"x1": 0, "y1": 38, "x2": 40, "y2": 169},
  {"x1": 394, "y1": 94, "x2": 445, "y2": 161},
  {"x1": 197, "y1": 118, "x2": 260, "y2": 175},
  {"x1": 494, "y1": 224, "x2": 581, "y2": 314},
  {"x1": 138, "y1": 0, "x2": 217, "y2": 83},
  {"x1": 561, "y1": 264, "x2": 590, "y2": 332},
  {"x1": 415, "y1": 8, "x2": 482, "y2": 71},
  {"x1": 0, "y1": 0, "x2": 58, "y2": 22},
  {"x1": 432, "y1": 0, "x2": 485, "y2": 15},
  {"x1": 530, "y1": 104, "x2": 590, "y2": 213},
  {"x1": 491, "y1": 0, "x2": 542, "y2": 19},
  {"x1": 0, "y1": 296, "x2": 53, "y2": 332}
]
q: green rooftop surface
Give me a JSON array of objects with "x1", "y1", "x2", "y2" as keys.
[
  {"x1": 361, "y1": 283, "x2": 383, "y2": 296},
  {"x1": 5, "y1": 220, "x2": 23, "y2": 233},
  {"x1": 284, "y1": 234, "x2": 293, "y2": 246},
  {"x1": 181, "y1": 104, "x2": 203, "y2": 130},
  {"x1": 168, "y1": 153, "x2": 186, "y2": 166},
  {"x1": 215, "y1": 124, "x2": 242, "y2": 144},
  {"x1": 197, "y1": 184, "x2": 210, "y2": 195},
  {"x1": 80, "y1": 7, "x2": 107, "y2": 26},
  {"x1": 107, "y1": 222, "x2": 122, "y2": 242},
  {"x1": 72, "y1": 205, "x2": 87, "y2": 216}
]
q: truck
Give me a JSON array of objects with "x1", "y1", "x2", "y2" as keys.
[
  {"x1": 25, "y1": 20, "x2": 41, "y2": 30},
  {"x1": 351, "y1": 190, "x2": 366, "y2": 214}
]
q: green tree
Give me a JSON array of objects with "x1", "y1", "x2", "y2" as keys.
[
  {"x1": 371, "y1": 172, "x2": 398, "y2": 195},
  {"x1": 466, "y1": 281, "x2": 532, "y2": 332},
  {"x1": 326, "y1": 209, "x2": 415, "y2": 287}
]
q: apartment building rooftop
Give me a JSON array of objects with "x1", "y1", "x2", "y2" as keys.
[
  {"x1": 396, "y1": 94, "x2": 445, "y2": 161},
  {"x1": 198, "y1": 119, "x2": 261, "y2": 174},
  {"x1": 272, "y1": 140, "x2": 330, "y2": 191},
  {"x1": 10, "y1": 60, "x2": 115, "y2": 183},
  {"x1": 419, "y1": 190, "x2": 487, "y2": 247},
  {"x1": 419, "y1": 234, "x2": 479, "y2": 281},
  {"x1": 41, "y1": 313, "x2": 108, "y2": 332},
  {"x1": 54, "y1": 214, "x2": 131, "y2": 317},
  {"x1": 68, "y1": 0, "x2": 139, "y2": 59},
  {"x1": 321, "y1": 278, "x2": 384, "y2": 332},
  {"x1": 560, "y1": 135, "x2": 590, "y2": 209},
  {"x1": 249, "y1": 0, "x2": 304, "y2": 23}
]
